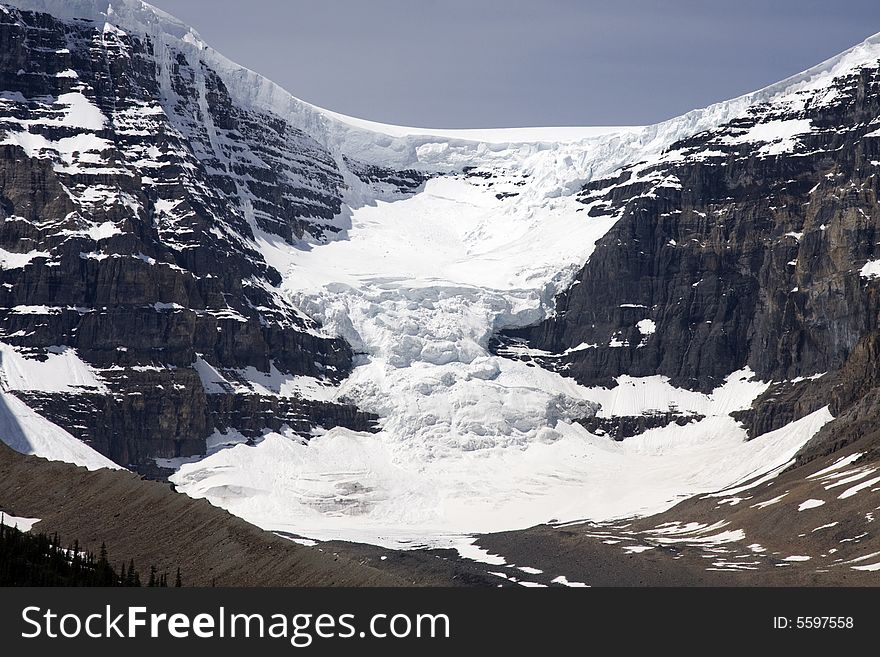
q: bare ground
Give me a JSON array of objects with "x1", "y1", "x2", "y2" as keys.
[
  {"x1": 0, "y1": 443, "x2": 407, "y2": 586},
  {"x1": 5, "y1": 436, "x2": 880, "y2": 587}
]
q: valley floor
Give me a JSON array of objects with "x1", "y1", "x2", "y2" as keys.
[
  {"x1": 330, "y1": 434, "x2": 880, "y2": 586},
  {"x1": 0, "y1": 443, "x2": 402, "y2": 587},
  {"x1": 4, "y1": 432, "x2": 879, "y2": 587}
]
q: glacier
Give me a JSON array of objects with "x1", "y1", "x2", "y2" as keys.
[{"x1": 5, "y1": 0, "x2": 879, "y2": 550}]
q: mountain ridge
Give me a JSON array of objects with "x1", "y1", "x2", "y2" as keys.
[{"x1": 2, "y1": 0, "x2": 880, "y2": 580}]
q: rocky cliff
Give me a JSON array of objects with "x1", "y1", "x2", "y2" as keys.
[
  {"x1": 495, "y1": 45, "x2": 880, "y2": 459},
  {"x1": 4, "y1": 1, "x2": 880, "y2": 563},
  {"x1": 0, "y1": 3, "x2": 433, "y2": 472}
]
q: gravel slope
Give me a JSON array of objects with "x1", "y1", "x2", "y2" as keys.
[{"x1": 0, "y1": 444, "x2": 407, "y2": 587}]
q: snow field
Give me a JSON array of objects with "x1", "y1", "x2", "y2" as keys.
[
  {"x1": 0, "y1": 511, "x2": 41, "y2": 532},
  {"x1": 171, "y1": 166, "x2": 834, "y2": 549},
  {"x1": 2, "y1": 0, "x2": 872, "y2": 553}
]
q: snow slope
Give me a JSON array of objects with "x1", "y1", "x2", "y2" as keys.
[
  {"x1": 171, "y1": 167, "x2": 832, "y2": 548},
  {"x1": 3, "y1": 0, "x2": 872, "y2": 546},
  {"x1": 0, "y1": 342, "x2": 119, "y2": 470},
  {"x1": 0, "y1": 343, "x2": 107, "y2": 394},
  {"x1": 10, "y1": 1, "x2": 880, "y2": 178},
  {"x1": 0, "y1": 511, "x2": 40, "y2": 532},
  {"x1": 0, "y1": 390, "x2": 119, "y2": 471}
]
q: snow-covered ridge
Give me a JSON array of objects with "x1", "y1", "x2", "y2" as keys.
[
  {"x1": 6, "y1": 0, "x2": 880, "y2": 174},
  {"x1": 9, "y1": 0, "x2": 880, "y2": 230},
  {"x1": 314, "y1": 116, "x2": 639, "y2": 145}
]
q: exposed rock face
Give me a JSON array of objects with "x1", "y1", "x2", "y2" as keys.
[
  {"x1": 794, "y1": 331, "x2": 880, "y2": 464},
  {"x1": 14, "y1": 369, "x2": 212, "y2": 467},
  {"x1": 496, "y1": 55, "x2": 880, "y2": 457},
  {"x1": 343, "y1": 156, "x2": 429, "y2": 197},
  {"x1": 0, "y1": 5, "x2": 415, "y2": 472},
  {"x1": 578, "y1": 412, "x2": 705, "y2": 441},
  {"x1": 205, "y1": 393, "x2": 378, "y2": 442}
]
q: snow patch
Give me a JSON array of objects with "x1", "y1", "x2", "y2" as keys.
[
  {"x1": 860, "y1": 260, "x2": 880, "y2": 279},
  {"x1": 852, "y1": 562, "x2": 880, "y2": 571},
  {"x1": 86, "y1": 221, "x2": 122, "y2": 241},
  {"x1": 636, "y1": 319, "x2": 656, "y2": 336},
  {"x1": 0, "y1": 343, "x2": 107, "y2": 393},
  {"x1": 751, "y1": 493, "x2": 788, "y2": 509},
  {"x1": 839, "y1": 475, "x2": 880, "y2": 500},
  {"x1": 0, "y1": 391, "x2": 119, "y2": 471},
  {"x1": 0, "y1": 248, "x2": 50, "y2": 269},
  {"x1": 723, "y1": 119, "x2": 812, "y2": 155},
  {"x1": 0, "y1": 512, "x2": 41, "y2": 532},
  {"x1": 551, "y1": 575, "x2": 589, "y2": 587},
  {"x1": 809, "y1": 452, "x2": 864, "y2": 479}
]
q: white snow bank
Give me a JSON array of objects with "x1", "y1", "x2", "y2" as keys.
[
  {"x1": 809, "y1": 452, "x2": 865, "y2": 479},
  {"x1": 852, "y1": 562, "x2": 880, "y2": 571},
  {"x1": 193, "y1": 356, "x2": 342, "y2": 402},
  {"x1": 0, "y1": 343, "x2": 107, "y2": 393},
  {"x1": 654, "y1": 529, "x2": 746, "y2": 545},
  {"x1": 0, "y1": 247, "x2": 50, "y2": 270},
  {"x1": 86, "y1": 221, "x2": 122, "y2": 241},
  {"x1": 0, "y1": 391, "x2": 119, "y2": 471},
  {"x1": 0, "y1": 343, "x2": 116, "y2": 470},
  {"x1": 839, "y1": 475, "x2": 880, "y2": 500},
  {"x1": 723, "y1": 119, "x2": 812, "y2": 155},
  {"x1": 551, "y1": 575, "x2": 589, "y2": 587},
  {"x1": 55, "y1": 91, "x2": 107, "y2": 131},
  {"x1": 751, "y1": 494, "x2": 788, "y2": 509},
  {"x1": 636, "y1": 319, "x2": 656, "y2": 336},
  {"x1": 860, "y1": 260, "x2": 880, "y2": 279},
  {"x1": 316, "y1": 114, "x2": 639, "y2": 144},
  {"x1": 0, "y1": 512, "x2": 40, "y2": 532},
  {"x1": 585, "y1": 369, "x2": 769, "y2": 419},
  {"x1": 172, "y1": 405, "x2": 832, "y2": 549}
]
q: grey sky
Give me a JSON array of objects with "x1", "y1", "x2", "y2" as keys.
[{"x1": 149, "y1": 0, "x2": 880, "y2": 128}]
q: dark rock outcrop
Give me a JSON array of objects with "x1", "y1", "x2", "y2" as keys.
[
  {"x1": 578, "y1": 412, "x2": 705, "y2": 441},
  {"x1": 0, "y1": 5, "x2": 396, "y2": 473},
  {"x1": 496, "y1": 55, "x2": 880, "y2": 458}
]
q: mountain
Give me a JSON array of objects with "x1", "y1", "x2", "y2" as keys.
[
  {"x1": 496, "y1": 33, "x2": 880, "y2": 446},
  {"x1": 0, "y1": 0, "x2": 402, "y2": 473},
  {"x1": 2, "y1": 0, "x2": 880, "y2": 582}
]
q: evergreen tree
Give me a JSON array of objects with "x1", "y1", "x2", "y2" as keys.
[{"x1": 0, "y1": 525, "x2": 183, "y2": 587}]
